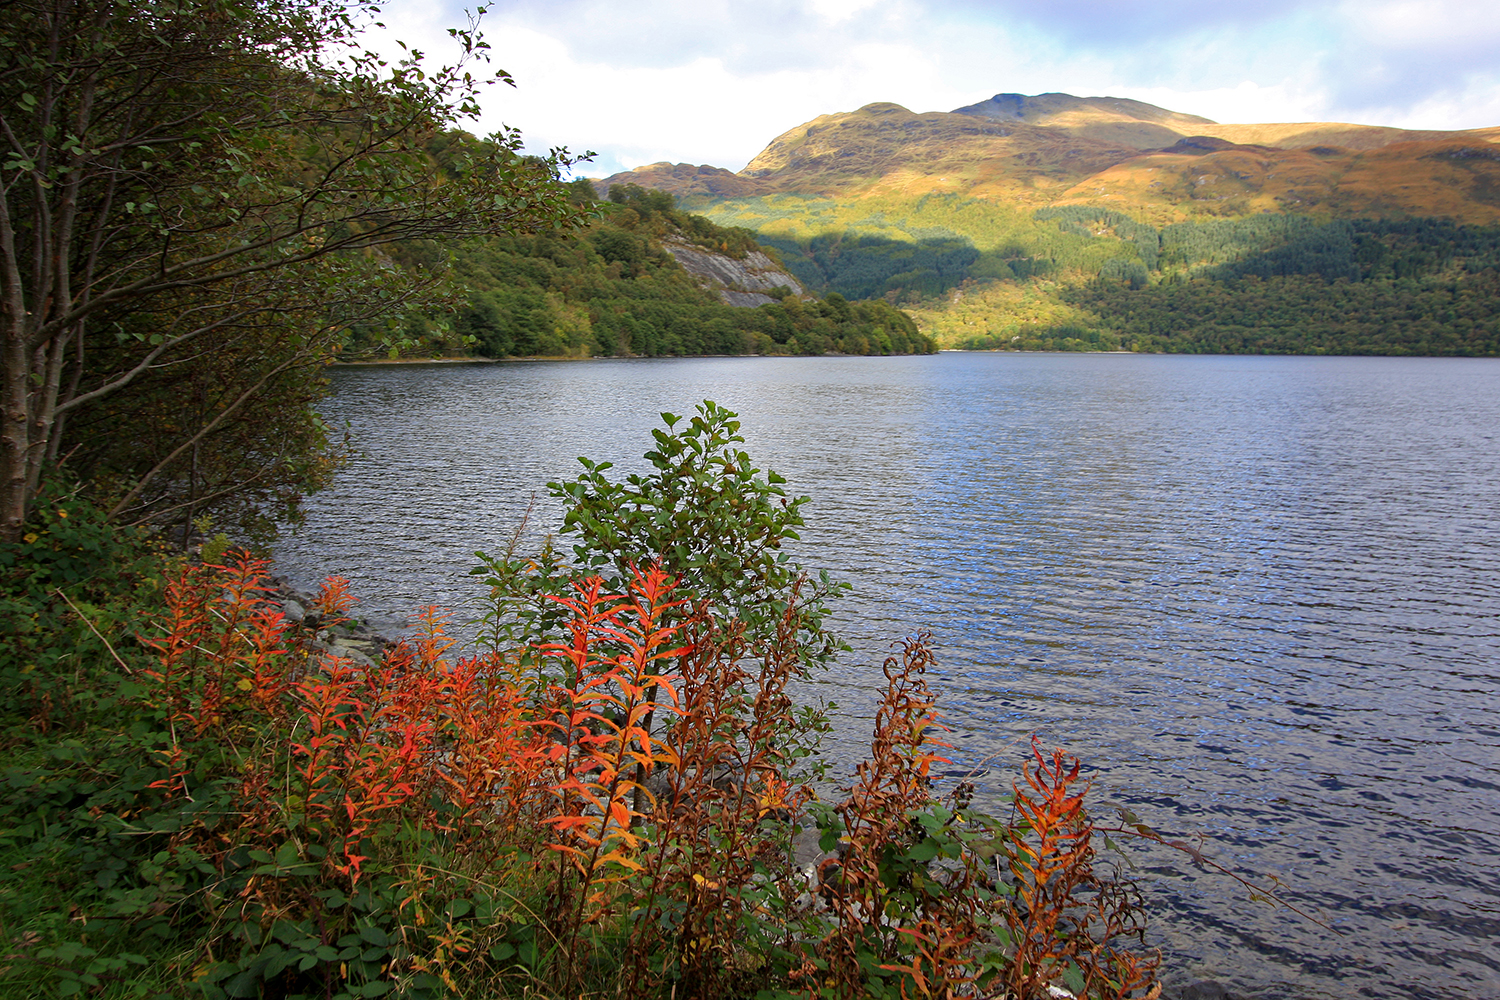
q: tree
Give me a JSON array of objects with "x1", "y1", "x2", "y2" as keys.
[{"x1": 0, "y1": 0, "x2": 589, "y2": 541}]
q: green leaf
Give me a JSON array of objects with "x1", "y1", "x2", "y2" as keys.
[
  {"x1": 1063, "y1": 962, "x2": 1086, "y2": 993},
  {"x1": 906, "y1": 839, "x2": 940, "y2": 863},
  {"x1": 225, "y1": 971, "x2": 261, "y2": 998}
]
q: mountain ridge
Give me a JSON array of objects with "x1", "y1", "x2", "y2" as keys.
[{"x1": 597, "y1": 92, "x2": 1500, "y2": 224}]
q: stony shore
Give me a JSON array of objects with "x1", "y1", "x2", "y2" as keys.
[{"x1": 263, "y1": 572, "x2": 396, "y2": 669}]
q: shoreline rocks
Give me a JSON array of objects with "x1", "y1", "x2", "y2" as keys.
[{"x1": 264, "y1": 572, "x2": 397, "y2": 668}]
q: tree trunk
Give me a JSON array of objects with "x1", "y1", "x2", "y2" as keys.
[
  {"x1": 0, "y1": 186, "x2": 39, "y2": 543},
  {"x1": 1, "y1": 321, "x2": 32, "y2": 543}
]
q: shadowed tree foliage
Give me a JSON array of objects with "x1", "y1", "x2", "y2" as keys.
[{"x1": 0, "y1": 0, "x2": 588, "y2": 541}]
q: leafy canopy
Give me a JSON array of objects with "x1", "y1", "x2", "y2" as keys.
[{"x1": 0, "y1": 0, "x2": 590, "y2": 540}]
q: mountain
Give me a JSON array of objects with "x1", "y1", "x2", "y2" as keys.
[
  {"x1": 592, "y1": 93, "x2": 1500, "y2": 357},
  {"x1": 952, "y1": 92, "x2": 1215, "y2": 149},
  {"x1": 600, "y1": 96, "x2": 1500, "y2": 223},
  {"x1": 594, "y1": 161, "x2": 770, "y2": 200},
  {"x1": 951, "y1": 92, "x2": 1475, "y2": 153}
]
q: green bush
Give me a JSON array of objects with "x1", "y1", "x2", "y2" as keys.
[{"x1": 0, "y1": 486, "x2": 160, "y2": 733}]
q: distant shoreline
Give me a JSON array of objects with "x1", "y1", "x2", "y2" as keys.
[
  {"x1": 333, "y1": 355, "x2": 567, "y2": 366},
  {"x1": 332, "y1": 351, "x2": 943, "y2": 366}
]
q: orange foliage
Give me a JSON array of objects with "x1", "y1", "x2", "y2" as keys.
[{"x1": 139, "y1": 553, "x2": 1161, "y2": 1000}]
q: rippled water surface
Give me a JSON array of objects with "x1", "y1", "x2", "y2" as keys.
[{"x1": 274, "y1": 353, "x2": 1500, "y2": 999}]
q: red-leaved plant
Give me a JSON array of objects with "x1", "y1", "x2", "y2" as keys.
[{"x1": 137, "y1": 552, "x2": 1160, "y2": 1000}]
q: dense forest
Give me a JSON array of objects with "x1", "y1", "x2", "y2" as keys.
[
  {"x1": 689, "y1": 191, "x2": 1500, "y2": 356},
  {"x1": 951, "y1": 269, "x2": 1500, "y2": 354},
  {"x1": 375, "y1": 182, "x2": 935, "y2": 360},
  {"x1": 918, "y1": 211, "x2": 1500, "y2": 355},
  {"x1": 692, "y1": 192, "x2": 1073, "y2": 303}
]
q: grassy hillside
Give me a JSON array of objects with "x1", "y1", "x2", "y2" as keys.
[
  {"x1": 609, "y1": 99, "x2": 1500, "y2": 222},
  {"x1": 599, "y1": 94, "x2": 1500, "y2": 356}
]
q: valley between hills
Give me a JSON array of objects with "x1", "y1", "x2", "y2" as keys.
[{"x1": 596, "y1": 93, "x2": 1500, "y2": 355}]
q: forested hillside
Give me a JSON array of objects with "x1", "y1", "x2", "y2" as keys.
[
  {"x1": 373, "y1": 181, "x2": 934, "y2": 360},
  {"x1": 691, "y1": 191, "x2": 1093, "y2": 302},
  {"x1": 691, "y1": 194, "x2": 1500, "y2": 358},
  {"x1": 919, "y1": 214, "x2": 1500, "y2": 355}
]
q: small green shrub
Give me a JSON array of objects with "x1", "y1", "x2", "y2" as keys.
[{"x1": 0, "y1": 485, "x2": 162, "y2": 734}]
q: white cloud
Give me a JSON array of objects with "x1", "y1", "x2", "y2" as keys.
[
  {"x1": 808, "y1": 0, "x2": 883, "y2": 26},
  {"x1": 359, "y1": 0, "x2": 1500, "y2": 175},
  {"x1": 1381, "y1": 86, "x2": 1500, "y2": 132},
  {"x1": 1115, "y1": 82, "x2": 1330, "y2": 126},
  {"x1": 458, "y1": 27, "x2": 967, "y2": 174},
  {"x1": 1347, "y1": 0, "x2": 1500, "y2": 51}
]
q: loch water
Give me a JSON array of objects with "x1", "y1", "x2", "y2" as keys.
[{"x1": 273, "y1": 352, "x2": 1500, "y2": 999}]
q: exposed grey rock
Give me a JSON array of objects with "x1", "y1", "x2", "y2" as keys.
[
  {"x1": 790, "y1": 824, "x2": 831, "y2": 870},
  {"x1": 660, "y1": 240, "x2": 805, "y2": 307},
  {"x1": 722, "y1": 289, "x2": 781, "y2": 307},
  {"x1": 328, "y1": 644, "x2": 375, "y2": 669},
  {"x1": 281, "y1": 599, "x2": 305, "y2": 623}
]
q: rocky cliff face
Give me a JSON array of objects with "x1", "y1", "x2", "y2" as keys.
[{"x1": 660, "y1": 240, "x2": 805, "y2": 307}]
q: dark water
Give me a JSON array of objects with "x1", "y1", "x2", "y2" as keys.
[{"x1": 273, "y1": 353, "x2": 1500, "y2": 999}]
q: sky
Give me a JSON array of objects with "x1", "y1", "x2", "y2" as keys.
[{"x1": 362, "y1": 0, "x2": 1500, "y2": 177}]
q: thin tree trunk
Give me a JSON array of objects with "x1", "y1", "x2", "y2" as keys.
[
  {"x1": 1, "y1": 325, "x2": 32, "y2": 542},
  {"x1": 0, "y1": 183, "x2": 37, "y2": 542}
]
